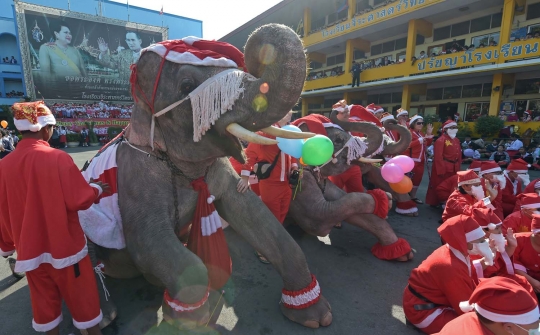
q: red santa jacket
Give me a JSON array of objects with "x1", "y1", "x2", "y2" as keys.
[
  {"x1": 243, "y1": 127, "x2": 297, "y2": 183},
  {"x1": 436, "y1": 174, "x2": 459, "y2": 203},
  {"x1": 501, "y1": 174, "x2": 522, "y2": 209},
  {"x1": 403, "y1": 245, "x2": 477, "y2": 327},
  {"x1": 433, "y1": 312, "x2": 494, "y2": 335},
  {"x1": 433, "y1": 134, "x2": 462, "y2": 176},
  {"x1": 502, "y1": 211, "x2": 532, "y2": 235},
  {"x1": 0, "y1": 139, "x2": 100, "y2": 272},
  {"x1": 523, "y1": 177, "x2": 540, "y2": 194},
  {"x1": 513, "y1": 233, "x2": 540, "y2": 281},
  {"x1": 404, "y1": 130, "x2": 433, "y2": 163},
  {"x1": 442, "y1": 189, "x2": 486, "y2": 222}
]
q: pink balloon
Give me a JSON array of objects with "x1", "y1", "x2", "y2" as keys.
[
  {"x1": 388, "y1": 155, "x2": 415, "y2": 173},
  {"x1": 381, "y1": 163, "x2": 405, "y2": 183}
]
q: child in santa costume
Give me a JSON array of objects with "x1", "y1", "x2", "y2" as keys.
[
  {"x1": 478, "y1": 161, "x2": 505, "y2": 220},
  {"x1": 502, "y1": 193, "x2": 540, "y2": 234},
  {"x1": 403, "y1": 214, "x2": 489, "y2": 334},
  {"x1": 434, "y1": 276, "x2": 539, "y2": 335},
  {"x1": 0, "y1": 101, "x2": 108, "y2": 334},
  {"x1": 441, "y1": 170, "x2": 491, "y2": 223},
  {"x1": 425, "y1": 120, "x2": 461, "y2": 206},
  {"x1": 501, "y1": 159, "x2": 528, "y2": 217},
  {"x1": 435, "y1": 161, "x2": 482, "y2": 207},
  {"x1": 512, "y1": 214, "x2": 540, "y2": 294},
  {"x1": 403, "y1": 115, "x2": 434, "y2": 204}
]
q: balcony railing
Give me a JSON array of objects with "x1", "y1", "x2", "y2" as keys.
[
  {"x1": 304, "y1": 40, "x2": 540, "y2": 92},
  {"x1": 0, "y1": 64, "x2": 22, "y2": 74}
]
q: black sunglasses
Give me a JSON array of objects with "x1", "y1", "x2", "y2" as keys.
[{"x1": 416, "y1": 122, "x2": 424, "y2": 125}]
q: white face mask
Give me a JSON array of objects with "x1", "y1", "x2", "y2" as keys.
[
  {"x1": 518, "y1": 174, "x2": 531, "y2": 187},
  {"x1": 489, "y1": 232, "x2": 506, "y2": 253},
  {"x1": 471, "y1": 185, "x2": 485, "y2": 200},
  {"x1": 446, "y1": 128, "x2": 458, "y2": 139},
  {"x1": 495, "y1": 174, "x2": 507, "y2": 189},
  {"x1": 515, "y1": 324, "x2": 540, "y2": 335},
  {"x1": 469, "y1": 240, "x2": 494, "y2": 265}
]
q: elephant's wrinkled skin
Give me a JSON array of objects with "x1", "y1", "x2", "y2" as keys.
[
  {"x1": 288, "y1": 113, "x2": 413, "y2": 260},
  {"x1": 91, "y1": 24, "x2": 332, "y2": 329}
]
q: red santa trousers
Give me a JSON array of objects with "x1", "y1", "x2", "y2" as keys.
[
  {"x1": 410, "y1": 162, "x2": 425, "y2": 187},
  {"x1": 259, "y1": 180, "x2": 292, "y2": 224},
  {"x1": 26, "y1": 255, "x2": 101, "y2": 332},
  {"x1": 403, "y1": 288, "x2": 458, "y2": 334},
  {"x1": 328, "y1": 165, "x2": 364, "y2": 193}
]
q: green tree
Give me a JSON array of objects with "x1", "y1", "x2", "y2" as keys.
[{"x1": 474, "y1": 116, "x2": 504, "y2": 138}]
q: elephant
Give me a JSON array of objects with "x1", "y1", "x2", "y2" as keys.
[
  {"x1": 82, "y1": 24, "x2": 332, "y2": 329},
  {"x1": 287, "y1": 111, "x2": 414, "y2": 261}
]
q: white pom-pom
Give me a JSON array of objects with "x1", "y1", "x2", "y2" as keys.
[
  {"x1": 487, "y1": 223, "x2": 497, "y2": 230},
  {"x1": 28, "y1": 123, "x2": 41, "y2": 132},
  {"x1": 459, "y1": 301, "x2": 474, "y2": 313},
  {"x1": 332, "y1": 158, "x2": 338, "y2": 164},
  {"x1": 207, "y1": 197, "x2": 214, "y2": 204}
]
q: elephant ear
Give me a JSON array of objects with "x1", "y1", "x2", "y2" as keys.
[{"x1": 329, "y1": 110, "x2": 383, "y2": 156}]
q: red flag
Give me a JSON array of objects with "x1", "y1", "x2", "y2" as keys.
[{"x1": 159, "y1": 5, "x2": 163, "y2": 15}]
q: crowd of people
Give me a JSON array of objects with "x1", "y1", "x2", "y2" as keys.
[
  {"x1": 2, "y1": 90, "x2": 25, "y2": 98},
  {"x1": 50, "y1": 101, "x2": 133, "y2": 119},
  {"x1": 2, "y1": 56, "x2": 17, "y2": 64}
]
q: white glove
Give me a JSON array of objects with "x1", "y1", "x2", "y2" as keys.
[{"x1": 418, "y1": 137, "x2": 424, "y2": 144}]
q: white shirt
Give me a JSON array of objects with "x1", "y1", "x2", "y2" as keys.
[{"x1": 507, "y1": 139, "x2": 523, "y2": 151}]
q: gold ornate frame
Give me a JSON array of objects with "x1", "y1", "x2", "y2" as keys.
[{"x1": 14, "y1": 0, "x2": 168, "y2": 101}]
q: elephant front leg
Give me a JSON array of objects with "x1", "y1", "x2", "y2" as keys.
[
  {"x1": 87, "y1": 240, "x2": 117, "y2": 329},
  {"x1": 215, "y1": 192, "x2": 332, "y2": 329}
]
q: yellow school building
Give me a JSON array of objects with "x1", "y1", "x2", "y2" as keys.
[{"x1": 221, "y1": 0, "x2": 540, "y2": 134}]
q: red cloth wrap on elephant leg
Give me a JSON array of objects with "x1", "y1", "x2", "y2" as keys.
[
  {"x1": 164, "y1": 286, "x2": 210, "y2": 312},
  {"x1": 187, "y1": 178, "x2": 232, "y2": 290},
  {"x1": 281, "y1": 274, "x2": 321, "y2": 309},
  {"x1": 371, "y1": 238, "x2": 412, "y2": 260},
  {"x1": 396, "y1": 200, "x2": 418, "y2": 214},
  {"x1": 367, "y1": 189, "x2": 389, "y2": 219}
]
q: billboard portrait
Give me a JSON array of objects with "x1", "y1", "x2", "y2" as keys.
[{"x1": 15, "y1": 2, "x2": 167, "y2": 102}]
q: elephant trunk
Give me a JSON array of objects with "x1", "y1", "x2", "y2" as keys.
[
  {"x1": 380, "y1": 120, "x2": 412, "y2": 156},
  {"x1": 239, "y1": 24, "x2": 307, "y2": 129},
  {"x1": 329, "y1": 110, "x2": 384, "y2": 157}
]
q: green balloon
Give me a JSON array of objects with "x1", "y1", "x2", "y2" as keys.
[{"x1": 302, "y1": 135, "x2": 334, "y2": 166}]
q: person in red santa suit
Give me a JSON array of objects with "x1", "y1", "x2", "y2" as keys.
[
  {"x1": 229, "y1": 147, "x2": 260, "y2": 197},
  {"x1": 426, "y1": 120, "x2": 461, "y2": 206},
  {"x1": 403, "y1": 115, "x2": 434, "y2": 204},
  {"x1": 435, "y1": 161, "x2": 482, "y2": 207},
  {"x1": 434, "y1": 276, "x2": 540, "y2": 335},
  {"x1": 441, "y1": 170, "x2": 494, "y2": 223},
  {"x1": 478, "y1": 161, "x2": 505, "y2": 220},
  {"x1": 522, "y1": 178, "x2": 540, "y2": 195},
  {"x1": 402, "y1": 214, "x2": 490, "y2": 334},
  {"x1": 502, "y1": 158, "x2": 529, "y2": 217},
  {"x1": 502, "y1": 193, "x2": 540, "y2": 235},
  {"x1": 396, "y1": 108, "x2": 409, "y2": 127},
  {"x1": 243, "y1": 110, "x2": 298, "y2": 263},
  {"x1": 365, "y1": 103, "x2": 385, "y2": 120},
  {"x1": 512, "y1": 214, "x2": 540, "y2": 297},
  {"x1": 0, "y1": 101, "x2": 109, "y2": 335}
]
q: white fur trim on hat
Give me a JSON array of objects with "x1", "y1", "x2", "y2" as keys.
[
  {"x1": 457, "y1": 178, "x2": 481, "y2": 187},
  {"x1": 459, "y1": 301, "x2": 475, "y2": 313},
  {"x1": 480, "y1": 167, "x2": 502, "y2": 175},
  {"x1": 443, "y1": 121, "x2": 457, "y2": 129},
  {"x1": 486, "y1": 223, "x2": 501, "y2": 230},
  {"x1": 14, "y1": 114, "x2": 56, "y2": 132},
  {"x1": 397, "y1": 110, "x2": 408, "y2": 117},
  {"x1": 465, "y1": 226, "x2": 485, "y2": 242},
  {"x1": 521, "y1": 203, "x2": 540, "y2": 209},
  {"x1": 142, "y1": 44, "x2": 239, "y2": 68},
  {"x1": 409, "y1": 115, "x2": 423, "y2": 125},
  {"x1": 380, "y1": 114, "x2": 395, "y2": 122},
  {"x1": 475, "y1": 304, "x2": 540, "y2": 324}
]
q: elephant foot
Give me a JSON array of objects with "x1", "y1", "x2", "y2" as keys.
[
  {"x1": 393, "y1": 251, "x2": 414, "y2": 262},
  {"x1": 162, "y1": 299, "x2": 211, "y2": 330},
  {"x1": 395, "y1": 210, "x2": 418, "y2": 217},
  {"x1": 280, "y1": 295, "x2": 332, "y2": 329},
  {"x1": 99, "y1": 308, "x2": 117, "y2": 329},
  {"x1": 385, "y1": 192, "x2": 393, "y2": 209}
]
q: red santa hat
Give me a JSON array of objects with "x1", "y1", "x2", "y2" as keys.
[
  {"x1": 332, "y1": 100, "x2": 349, "y2": 113},
  {"x1": 442, "y1": 119, "x2": 457, "y2": 129},
  {"x1": 479, "y1": 160, "x2": 502, "y2": 176},
  {"x1": 459, "y1": 277, "x2": 539, "y2": 324},
  {"x1": 471, "y1": 208, "x2": 502, "y2": 230},
  {"x1": 349, "y1": 105, "x2": 382, "y2": 127},
  {"x1": 409, "y1": 115, "x2": 423, "y2": 126},
  {"x1": 468, "y1": 160, "x2": 483, "y2": 173},
  {"x1": 11, "y1": 101, "x2": 56, "y2": 132},
  {"x1": 438, "y1": 215, "x2": 485, "y2": 254},
  {"x1": 379, "y1": 112, "x2": 394, "y2": 123},
  {"x1": 397, "y1": 109, "x2": 408, "y2": 117},
  {"x1": 507, "y1": 158, "x2": 530, "y2": 173},
  {"x1": 521, "y1": 193, "x2": 540, "y2": 209},
  {"x1": 532, "y1": 214, "x2": 540, "y2": 234},
  {"x1": 457, "y1": 170, "x2": 481, "y2": 187},
  {"x1": 141, "y1": 37, "x2": 246, "y2": 70},
  {"x1": 291, "y1": 114, "x2": 343, "y2": 137},
  {"x1": 366, "y1": 103, "x2": 384, "y2": 114},
  {"x1": 535, "y1": 180, "x2": 540, "y2": 190}
]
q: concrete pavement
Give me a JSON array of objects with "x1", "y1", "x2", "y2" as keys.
[{"x1": 1, "y1": 147, "x2": 533, "y2": 334}]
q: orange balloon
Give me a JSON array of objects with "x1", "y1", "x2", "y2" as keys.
[
  {"x1": 299, "y1": 157, "x2": 305, "y2": 165},
  {"x1": 0, "y1": 121, "x2": 7, "y2": 129},
  {"x1": 389, "y1": 176, "x2": 413, "y2": 194}
]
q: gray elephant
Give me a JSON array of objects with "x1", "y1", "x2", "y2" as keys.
[
  {"x1": 287, "y1": 112, "x2": 414, "y2": 261},
  {"x1": 80, "y1": 24, "x2": 332, "y2": 329}
]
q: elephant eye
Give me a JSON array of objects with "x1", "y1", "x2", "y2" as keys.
[
  {"x1": 180, "y1": 79, "x2": 195, "y2": 94},
  {"x1": 335, "y1": 137, "x2": 344, "y2": 145}
]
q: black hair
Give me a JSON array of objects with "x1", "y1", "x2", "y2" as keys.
[
  {"x1": 511, "y1": 133, "x2": 519, "y2": 139},
  {"x1": 409, "y1": 118, "x2": 422, "y2": 129},
  {"x1": 476, "y1": 311, "x2": 494, "y2": 325},
  {"x1": 0, "y1": 129, "x2": 6, "y2": 137},
  {"x1": 49, "y1": 20, "x2": 70, "y2": 37},
  {"x1": 126, "y1": 31, "x2": 142, "y2": 40},
  {"x1": 458, "y1": 186, "x2": 467, "y2": 194}
]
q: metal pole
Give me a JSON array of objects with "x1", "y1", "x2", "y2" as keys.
[{"x1": 68, "y1": 0, "x2": 70, "y2": 11}]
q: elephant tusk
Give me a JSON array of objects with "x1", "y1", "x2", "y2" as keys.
[
  {"x1": 261, "y1": 126, "x2": 315, "y2": 139},
  {"x1": 226, "y1": 123, "x2": 278, "y2": 145},
  {"x1": 357, "y1": 157, "x2": 383, "y2": 163}
]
